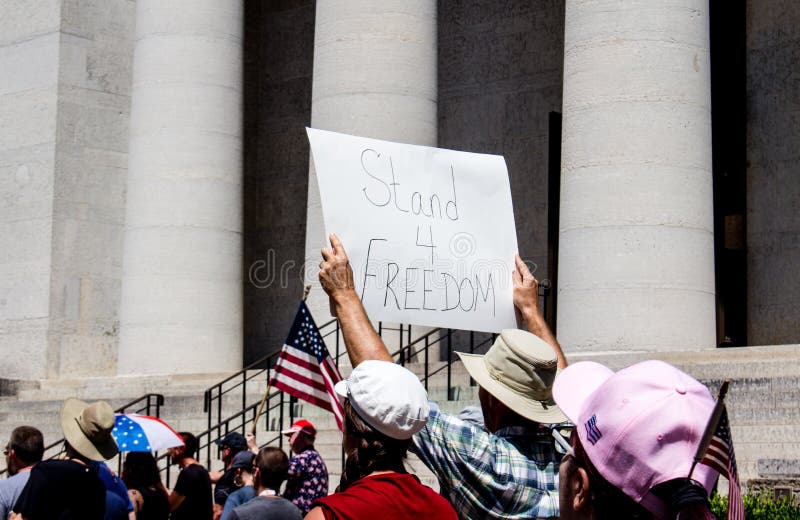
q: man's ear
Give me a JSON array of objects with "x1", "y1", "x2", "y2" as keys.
[{"x1": 571, "y1": 466, "x2": 592, "y2": 512}]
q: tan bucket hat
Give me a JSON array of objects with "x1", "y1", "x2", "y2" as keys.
[
  {"x1": 60, "y1": 398, "x2": 119, "y2": 461},
  {"x1": 457, "y1": 329, "x2": 566, "y2": 424}
]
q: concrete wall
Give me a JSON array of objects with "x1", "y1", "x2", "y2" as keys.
[
  {"x1": 49, "y1": 0, "x2": 134, "y2": 377},
  {"x1": 242, "y1": 0, "x2": 315, "y2": 364},
  {"x1": 438, "y1": 0, "x2": 564, "y2": 280},
  {"x1": 746, "y1": 1, "x2": 800, "y2": 345},
  {"x1": 0, "y1": 0, "x2": 134, "y2": 379},
  {"x1": 0, "y1": 0, "x2": 61, "y2": 380}
]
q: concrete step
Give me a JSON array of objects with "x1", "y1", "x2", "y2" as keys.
[{"x1": 14, "y1": 372, "x2": 235, "y2": 401}]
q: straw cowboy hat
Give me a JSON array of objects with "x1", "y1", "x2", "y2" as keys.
[
  {"x1": 457, "y1": 329, "x2": 566, "y2": 424},
  {"x1": 60, "y1": 398, "x2": 119, "y2": 461}
]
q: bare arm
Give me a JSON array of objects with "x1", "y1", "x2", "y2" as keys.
[
  {"x1": 128, "y1": 489, "x2": 143, "y2": 515},
  {"x1": 319, "y1": 233, "x2": 392, "y2": 367},
  {"x1": 168, "y1": 490, "x2": 185, "y2": 511},
  {"x1": 512, "y1": 255, "x2": 567, "y2": 369},
  {"x1": 305, "y1": 506, "x2": 327, "y2": 520}
]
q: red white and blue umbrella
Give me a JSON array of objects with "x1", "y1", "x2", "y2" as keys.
[{"x1": 112, "y1": 414, "x2": 184, "y2": 452}]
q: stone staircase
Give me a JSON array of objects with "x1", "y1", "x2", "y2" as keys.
[
  {"x1": 1, "y1": 343, "x2": 799, "y2": 496},
  {"x1": 0, "y1": 372, "x2": 244, "y2": 475}
]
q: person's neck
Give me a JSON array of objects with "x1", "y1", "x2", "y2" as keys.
[
  {"x1": 366, "y1": 470, "x2": 397, "y2": 477},
  {"x1": 65, "y1": 456, "x2": 89, "y2": 466},
  {"x1": 16, "y1": 464, "x2": 34, "y2": 474},
  {"x1": 493, "y1": 411, "x2": 538, "y2": 432},
  {"x1": 258, "y1": 486, "x2": 277, "y2": 497},
  {"x1": 179, "y1": 457, "x2": 199, "y2": 469}
]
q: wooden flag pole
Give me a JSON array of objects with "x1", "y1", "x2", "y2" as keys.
[
  {"x1": 250, "y1": 286, "x2": 312, "y2": 437},
  {"x1": 688, "y1": 379, "x2": 730, "y2": 480},
  {"x1": 250, "y1": 382, "x2": 272, "y2": 437}
]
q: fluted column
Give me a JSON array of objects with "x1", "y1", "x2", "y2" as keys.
[
  {"x1": 557, "y1": 1, "x2": 716, "y2": 351},
  {"x1": 303, "y1": 0, "x2": 438, "y2": 320},
  {"x1": 118, "y1": 0, "x2": 243, "y2": 374}
]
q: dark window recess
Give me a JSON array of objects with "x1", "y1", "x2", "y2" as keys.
[
  {"x1": 545, "y1": 112, "x2": 562, "y2": 332},
  {"x1": 709, "y1": 0, "x2": 747, "y2": 347}
]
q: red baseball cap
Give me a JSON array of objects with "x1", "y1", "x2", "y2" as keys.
[{"x1": 281, "y1": 419, "x2": 317, "y2": 436}]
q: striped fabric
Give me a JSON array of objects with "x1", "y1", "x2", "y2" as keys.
[
  {"x1": 701, "y1": 407, "x2": 744, "y2": 520},
  {"x1": 270, "y1": 302, "x2": 344, "y2": 430}
]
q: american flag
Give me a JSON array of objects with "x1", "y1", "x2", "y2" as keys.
[
  {"x1": 270, "y1": 302, "x2": 344, "y2": 431},
  {"x1": 700, "y1": 407, "x2": 744, "y2": 520}
]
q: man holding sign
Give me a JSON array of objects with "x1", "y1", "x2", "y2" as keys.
[{"x1": 319, "y1": 233, "x2": 567, "y2": 519}]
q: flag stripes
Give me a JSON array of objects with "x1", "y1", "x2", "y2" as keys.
[
  {"x1": 700, "y1": 407, "x2": 743, "y2": 520},
  {"x1": 269, "y1": 302, "x2": 344, "y2": 431}
]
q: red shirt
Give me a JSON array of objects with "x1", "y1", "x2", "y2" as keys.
[{"x1": 314, "y1": 472, "x2": 457, "y2": 520}]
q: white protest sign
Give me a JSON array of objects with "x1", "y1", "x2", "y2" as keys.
[{"x1": 307, "y1": 127, "x2": 519, "y2": 333}]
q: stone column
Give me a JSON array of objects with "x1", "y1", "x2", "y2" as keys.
[
  {"x1": 303, "y1": 0, "x2": 438, "y2": 322},
  {"x1": 118, "y1": 0, "x2": 243, "y2": 374},
  {"x1": 557, "y1": 1, "x2": 716, "y2": 351},
  {"x1": 746, "y1": 1, "x2": 800, "y2": 345}
]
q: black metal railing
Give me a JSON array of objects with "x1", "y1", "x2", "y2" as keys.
[
  {"x1": 202, "y1": 318, "x2": 342, "y2": 438},
  {"x1": 157, "y1": 389, "x2": 293, "y2": 487},
  {"x1": 0, "y1": 393, "x2": 164, "y2": 478},
  {"x1": 158, "y1": 320, "x2": 494, "y2": 486},
  {"x1": 390, "y1": 328, "x2": 497, "y2": 399}
]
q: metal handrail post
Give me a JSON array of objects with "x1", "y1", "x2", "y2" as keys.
[
  {"x1": 424, "y1": 336, "x2": 429, "y2": 390},
  {"x1": 242, "y1": 370, "x2": 247, "y2": 420},
  {"x1": 447, "y1": 330, "x2": 453, "y2": 400}
]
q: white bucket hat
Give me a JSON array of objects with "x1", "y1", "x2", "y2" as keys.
[
  {"x1": 457, "y1": 329, "x2": 566, "y2": 424},
  {"x1": 334, "y1": 360, "x2": 430, "y2": 440}
]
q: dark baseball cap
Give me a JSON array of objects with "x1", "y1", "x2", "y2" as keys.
[
  {"x1": 214, "y1": 431, "x2": 247, "y2": 451},
  {"x1": 229, "y1": 450, "x2": 255, "y2": 471}
]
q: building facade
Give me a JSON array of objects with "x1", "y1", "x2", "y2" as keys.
[{"x1": 1, "y1": 0, "x2": 798, "y2": 380}]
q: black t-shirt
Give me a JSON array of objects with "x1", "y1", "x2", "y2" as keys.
[
  {"x1": 135, "y1": 485, "x2": 170, "y2": 520},
  {"x1": 171, "y1": 463, "x2": 213, "y2": 520},
  {"x1": 213, "y1": 467, "x2": 238, "y2": 505},
  {"x1": 14, "y1": 459, "x2": 106, "y2": 519}
]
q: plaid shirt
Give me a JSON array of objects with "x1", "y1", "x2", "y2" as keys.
[{"x1": 412, "y1": 406, "x2": 562, "y2": 519}]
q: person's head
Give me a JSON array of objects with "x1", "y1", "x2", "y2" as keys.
[
  {"x1": 122, "y1": 452, "x2": 162, "y2": 489},
  {"x1": 458, "y1": 329, "x2": 565, "y2": 432},
  {"x1": 253, "y1": 447, "x2": 289, "y2": 492},
  {"x1": 214, "y1": 431, "x2": 246, "y2": 466},
  {"x1": 4, "y1": 426, "x2": 44, "y2": 475},
  {"x1": 333, "y1": 360, "x2": 429, "y2": 491},
  {"x1": 169, "y1": 432, "x2": 197, "y2": 465},
  {"x1": 553, "y1": 360, "x2": 720, "y2": 520},
  {"x1": 60, "y1": 398, "x2": 118, "y2": 462},
  {"x1": 230, "y1": 450, "x2": 256, "y2": 488},
  {"x1": 282, "y1": 420, "x2": 317, "y2": 455}
]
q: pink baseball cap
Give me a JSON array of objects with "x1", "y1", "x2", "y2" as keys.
[{"x1": 553, "y1": 360, "x2": 720, "y2": 518}]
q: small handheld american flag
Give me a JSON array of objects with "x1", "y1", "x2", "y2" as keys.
[
  {"x1": 690, "y1": 380, "x2": 744, "y2": 520},
  {"x1": 270, "y1": 301, "x2": 344, "y2": 431}
]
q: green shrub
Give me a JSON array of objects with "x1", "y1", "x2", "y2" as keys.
[{"x1": 710, "y1": 491, "x2": 800, "y2": 519}]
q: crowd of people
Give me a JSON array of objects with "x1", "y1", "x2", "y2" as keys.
[{"x1": 0, "y1": 232, "x2": 730, "y2": 519}]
